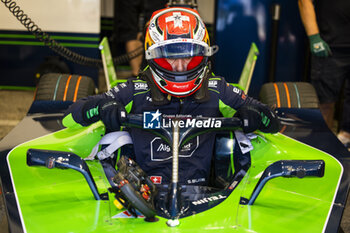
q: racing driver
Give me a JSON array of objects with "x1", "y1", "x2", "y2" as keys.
[{"x1": 62, "y1": 7, "x2": 280, "y2": 185}]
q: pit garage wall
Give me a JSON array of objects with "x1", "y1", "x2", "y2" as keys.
[
  {"x1": 214, "y1": 0, "x2": 307, "y2": 98},
  {"x1": 0, "y1": 0, "x2": 100, "y2": 87},
  {"x1": 0, "y1": 0, "x2": 306, "y2": 92}
]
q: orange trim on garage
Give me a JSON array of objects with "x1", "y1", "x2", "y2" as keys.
[
  {"x1": 273, "y1": 83, "x2": 281, "y2": 108},
  {"x1": 283, "y1": 82, "x2": 291, "y2": 108},
  {"x1": 63, "y1": 75, "x2": 72, "y2": 101},
  {"x1": 73, "y1": 76, "x2": 82, "y2": 102}
]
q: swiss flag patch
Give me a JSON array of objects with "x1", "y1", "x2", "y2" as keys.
[{"x1": 150, "y1": 176, "x2": 162, "y2": 184}]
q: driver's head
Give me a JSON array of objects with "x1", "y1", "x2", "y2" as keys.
[{"x1": 144, "y1": 7, "x2": 218, "y2": 97}]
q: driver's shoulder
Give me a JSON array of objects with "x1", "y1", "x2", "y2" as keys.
[
  {"x1": 208, "y1": 76, "x2": 228, "y2": 93},
  {"x1": 131, "y1": 78, "x2": 149, "y2": 92}
]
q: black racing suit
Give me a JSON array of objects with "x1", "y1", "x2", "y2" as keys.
[{"x1": 65, "y1": 73, "x2": 271, "y2": 185}]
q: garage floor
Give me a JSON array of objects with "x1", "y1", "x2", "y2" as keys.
[
  {"x1": 0, "y1": 90, "x2": 34, "y2": 139},
  {"x1": 0, "y1": 90, "x2": 34, "y2": 233},
  {"x1": 0, "y1": 89, "x2": 350, "y2": 232}
]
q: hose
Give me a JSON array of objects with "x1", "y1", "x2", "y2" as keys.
[
  {"x1": 1, "y1": 0, "x2": 144, "y2": 67},
  {"x1": 114, "y1": 44, "x2": 144, "y2": 65}
]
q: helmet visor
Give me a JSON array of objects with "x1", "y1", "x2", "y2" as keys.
[{"x1": 145, "y1": 39, "x2": 218, "y2": 60}]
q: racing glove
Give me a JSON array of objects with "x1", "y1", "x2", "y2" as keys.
[
  {"x1": 63, "y1": 98, "x2": 102, "y2": 128},
  {"x1": 235, "y1": 104, "x2": 280, "y2": 134},
  {"x1": 309, "y1": 33, "x2": 332, "y2": 57},
  {"x1": 98, "y1": 99, "x2": 127, "y2": 131},
  {"x1": 63, "y1": 98, "x2": 126, "y2": 130}
]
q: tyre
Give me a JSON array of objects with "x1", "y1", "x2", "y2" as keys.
[
  {"x1": 34, "y1": 73, "x2": 96, "y2": 101},
  {"x1": 259, "y1": 82, "x2": 319, "y2": 108},
  {"x1": 34, "y1": 56, "x2": 70, "y2": 84}
]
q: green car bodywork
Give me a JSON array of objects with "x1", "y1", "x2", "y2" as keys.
[
  {"x1": 6, "y1": 120, "x2": 342, "y2": 232},
  {"x1": 1, "y1": 38, "x2": 347, "y2": 233}
]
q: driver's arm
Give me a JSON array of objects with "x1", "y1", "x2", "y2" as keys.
[
  {"x1": 219, "y1": 78, "x2": 280, "y2": 133},
  {"x1": 62, "y1": 80, "x2": 134, "y2": 130}
]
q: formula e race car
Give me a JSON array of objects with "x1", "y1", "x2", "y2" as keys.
[
  {"x1": 1, "y1": 79, "x2": 350, "y2": 233},
  {"x1": 0, "y1": 41, "x2": 350, "y2": 233}
]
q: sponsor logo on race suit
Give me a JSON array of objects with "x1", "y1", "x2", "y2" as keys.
[
  {"x1": 232, "y1": 86, "x2": 241, "y2": 94},
  {"x1": 231, "y1": 85, "x2": 247, "y2": 100},
  {"x1": 150, "y1": 136, "x2": 199, "y2": 161},
  {"x1": 187, "y1": 177, "x2": 205, "y2": 184},
  {"x1": 134, "y1": 82, "x2": 148, "y2": 90},
  {"x1": 208, "y1": 80, "x2": 218, "y2": 88}
]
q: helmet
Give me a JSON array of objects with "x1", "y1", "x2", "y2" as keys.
[{"x1": 144, "y1": 7, "x2": 218, "y2": 97}]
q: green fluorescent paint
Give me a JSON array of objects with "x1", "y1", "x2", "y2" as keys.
[
  {"x1": 86, "y1": 106, "x2": 99, "y2": 119},
  {"x1": 124, "y1": 101, "x2": 133, "y2": 113},
  {"x1": 132, "y1": 80, "x2": 147, "y2": 83},
  {"x1": 51, "y1": 36, "x2": 99, "y2": 41},
  {"x1": 114, "y1": 79, "x2": 128, "y2": 84},
  {"x1": 0, "y1": 86, "x2": 35, "y2": 91},
  {"x1": 134, "y1": 90, "x2": 150, "y2": 96},
  {"x1": 208, "y1": 88, "x2": 220, "y2": 94},
  {"x1": 238, "y1": 42, "x2": 259, "y2": 93},
  {"x1": 99, "y1": 37, "x2": 117, "y2": 88},
  {"x1": 0, "y1": 33, "x2": 99, "y2": 41},
  {"x1": 101, "y1": 26, "x2": 113, "y2": 30},
  {"x1": 101, "y1": 19, "x2": 114, "y2": 25},
  {"x1": 230, "y1": 131, "x2": 235, "y2": 175},
  {"x1": 62, "y1": 113, "x2": 82, "y2": 128},
  {"x1": 7, "y1": 128, "x2": 343, "y2": 233},
  {"x1": 260, "y1": 113, "x2": 270, "y2": 127},
  {"x1": 0, "y1": 41, "x2": 98, "y2": 48},
  {"x1": 219, "y1": 99, "x2": 236, "y2": 117},
  {"x1": 142, "y1": 65, "x2": 149, "y2": 72},
  {"x1": 0, "y1": 34, "x2": 34, "y2": 39},
  {"x1": 60, "y1": 42, "x2": 98, "y2": 48}
]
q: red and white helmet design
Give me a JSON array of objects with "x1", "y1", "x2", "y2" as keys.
[
  {"x1": 146, "y1": 7, "x2": 207, "y2": 44},
  {"x1": 144, "y1": 7, "x2": 218, "y2": 97}
]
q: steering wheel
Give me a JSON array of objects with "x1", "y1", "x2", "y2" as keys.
[{"x1": 111, "y1": 156, "x2": 157, "y2": 220}]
